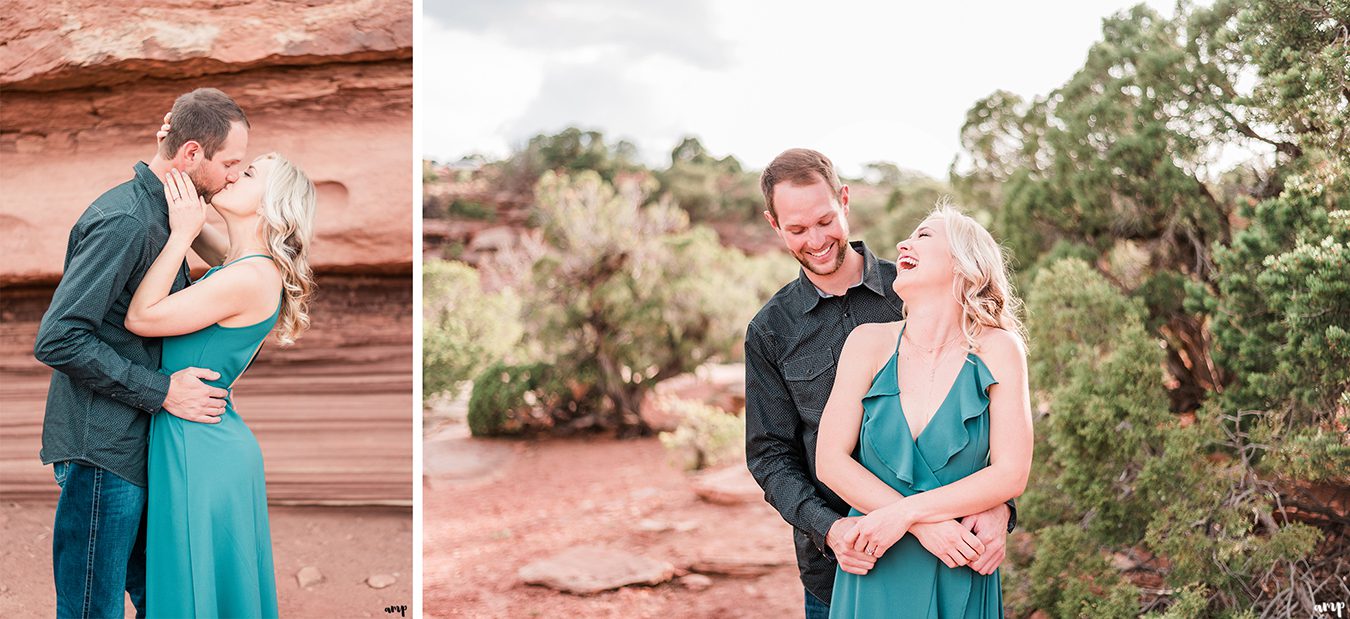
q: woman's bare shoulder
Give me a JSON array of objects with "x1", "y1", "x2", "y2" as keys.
[
  {"x1": 843, "y1": 321, "x2": 903, "y2": 362},
  {"x1": 975, "y1": 327, "x2": 1027, "y2": 377}
]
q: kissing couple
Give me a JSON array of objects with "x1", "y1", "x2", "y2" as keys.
[
  {"x1": 36, "y1": 87, "x2": 317, "y2": 618},
  {"x1": 745, "y1": 149, "x2": 1034, "y2": 618}
]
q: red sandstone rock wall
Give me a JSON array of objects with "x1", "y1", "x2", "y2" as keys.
[{"x1": 0, "y1": 1, "x2": 412, "y2": 504}]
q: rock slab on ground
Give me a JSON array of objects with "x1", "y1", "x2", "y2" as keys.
[
  {"x1": 690, "y1": 550, "x2": 791, "y2": 577},
  {"x1": 518, "y1": 546, "x2": 675, "y2": 595},
  {"x1": 296, "y1": 566, "x2": 324, "y2": 588},
  {"x1": 366, "y1": 573, "x2": 397, "y2": 589},
  {"x1": 691, "y1": 465, "x2": 763, "y2": 505}
]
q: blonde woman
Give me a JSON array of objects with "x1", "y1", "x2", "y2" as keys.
[
  {"x1": 124, "y1": 115, "x2": 316, "y2": 618},
  {"x1": 816, "y1": 202, "x2": 1033, "y2": 618}
]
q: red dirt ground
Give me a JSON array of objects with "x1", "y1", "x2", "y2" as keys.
[
  {"x1": 0, "y1": 502, "x2": 412, "y2": 617},
  {"x1": 422, "y1": 430, "x2": 807, "y2": 618}
]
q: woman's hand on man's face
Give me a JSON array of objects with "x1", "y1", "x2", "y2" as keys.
[
  {"x1": 156, "y1": 112, "x2": 172, "y2": 145},
  {"x1": 163, "y1": 168, "x2": 207, "y2": 240}
]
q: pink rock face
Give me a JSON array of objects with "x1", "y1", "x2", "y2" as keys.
[
  {"x1": 0, "y1": 2, "x2": 413, "y2": 505},
  {"x1": 0, "y1": 1, "x2": 413, "y2": 285},
  {"x1": 1, "y1": 1, "x2": 411, "y2": 91}
]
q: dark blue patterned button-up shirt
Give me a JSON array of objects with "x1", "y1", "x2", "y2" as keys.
[{"x1": 35, "y1": 161, "x2": 191, "y2": 487}]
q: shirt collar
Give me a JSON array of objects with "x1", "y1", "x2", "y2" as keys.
[
  {"x1": 132, "y1": 161, "x2": 170, "y2": 224},
  {"x1": 794, "y1": 240, "x2": 889, "y2": 314}
]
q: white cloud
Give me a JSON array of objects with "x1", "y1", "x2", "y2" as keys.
[{"x1": 423, "y1": 0, "x2": 1184, "y2": 176}]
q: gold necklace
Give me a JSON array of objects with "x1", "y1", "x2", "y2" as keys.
[{"x1": 903, "y1": 331, "x2": 964, "y2": 384}]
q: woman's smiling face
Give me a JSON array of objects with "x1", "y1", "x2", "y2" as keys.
[{"x1": 893, "y1": 216, "x2": 955, "y2": 299}]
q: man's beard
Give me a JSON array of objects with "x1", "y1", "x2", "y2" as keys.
[
  {"x1": 186, "y1": 167, "x2": 221, "y2": 203},
  {"x1": 794, "y1": 240, "x2": 848, "y2": 276}
]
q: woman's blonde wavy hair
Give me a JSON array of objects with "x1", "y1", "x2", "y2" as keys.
[
  {"x1": 925, "y1": 197, "x2": 1026, "y2": 352},
  {"x1": 257, "y1": 153, "x2": 316, "y2": 346}
]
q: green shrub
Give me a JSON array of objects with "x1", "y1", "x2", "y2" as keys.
[
  {"x1": 526, "y1": 170, "x2": 767, "y2": 435},
  {"x1": 447, "y1": 198, "x2": 497, "y2": 221},
  {"x1": 466, "y1": 362, "x2": 603, "y2": 437},
  {"x1": 656, "y1": 398, "x2": 745, "y2": 471},
  {"x1": 466, "y1": 362, "x2": 549, "y2": 437},
  {"x1": 422, "y1": 260, "x2": 521, "y2": 399}
]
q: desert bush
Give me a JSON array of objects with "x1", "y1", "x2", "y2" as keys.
[
  {"x1": 422, "y1": 260, "x2": 522, "y2": 399},
  {"x1": 525, "y1": 170, "x2": 765, "y2": 435},
  {"x1": 956, "y1": 4, "x2": 1350, "y2": 611},
  {"x1": 656, "y1": 398, "x2": 745, "y2": 471},
  {"x1": 655, "y1": 136, "x2": 761, "y2": 221},
  {"x1": 465, "y1": 362, "x2": 602, "y2": 437},
  {"x1": 1016, "y1": 258, "x2": 1327, "y2": 616},
  {"x1": 466, "y1": 362, "x2": 550, "y2": 437}
]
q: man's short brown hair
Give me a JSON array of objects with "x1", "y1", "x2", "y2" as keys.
[
  {"x1": 158, "y1": 88, "x2": 249, "y2": 160},
  {"x1": 760, "y1": 148, "x2": 843, "y2": 223}
]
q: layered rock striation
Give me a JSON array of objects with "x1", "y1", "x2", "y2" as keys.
[{"x1": 0, "y1": 1, "x2": 412, "y2": 504}]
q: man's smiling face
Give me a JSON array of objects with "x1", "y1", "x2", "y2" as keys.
[{"x1": 769, "y1": 176, "x2": 851, "y2": 276}]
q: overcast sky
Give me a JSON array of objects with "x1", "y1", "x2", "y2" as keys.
[{"x1": 422, "y1": 0, "x2": 1180, "y2": 179}]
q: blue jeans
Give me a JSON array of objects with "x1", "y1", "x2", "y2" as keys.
[
  {"x1": 805, "y1": 587, "x2": 830, "y2": 619},
  {"x1": 52, "y1": 461, "x2": 147, "y2": 619}
]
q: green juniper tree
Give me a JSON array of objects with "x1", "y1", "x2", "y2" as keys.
[{"x1": 955, "y1": 1, "x2": 1350, "y2": 615}]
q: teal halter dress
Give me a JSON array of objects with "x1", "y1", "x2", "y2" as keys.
[
  {"x1": 146, "y1": 255, "x2": 280, "y2": 619},
  {"x1": 829, "y1": 324, "x2": 1004, "y2": 618}
]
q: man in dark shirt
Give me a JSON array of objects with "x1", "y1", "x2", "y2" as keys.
[
  {"x1": 34, "y1": 87, "x2": 250, "y2": 617},
  {"x1": 744, "y1": 148, "x2": 1013, "y2": 617}
]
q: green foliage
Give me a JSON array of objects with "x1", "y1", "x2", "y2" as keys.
[
  {"x1": 948, "y1": 1, "x2": 1347, "y2": 615},
  {"x1": 1234, "y1": 0, "x2": 1350, "y2": 161},
  {"x1": 447, "y1": 198, "x2": 497, "y2": 221},
  {"x1": 526, "y1": 171, "x2": 767, "y2": 434},
  {"x1": 1023, "y1": 259, "x2": 1327, "y2": 615},
  {"x1": 1023, "y1": 524, "x2": 1140, "y2": 619},
  {"x1": 852, "y1": 173, "x2": 952, "y2": 254},
  {"x1": 467, "y1": 362, "x2": 546, "y2": 436},
  {"x1": 655, "y1": 137, "x2": 761, "y2": 221},
  {"x1": 422, "y1": 260, "x2": 522, "y2": 399},
  {"x1": 1195, "y1": 175, "x2": 1350, "y2": 428},
  {"x1": 656, "y1": 398, "x2": 746, "y2": 471},
  {"x1": 1028, "y1": 259, "x2": 1172, "y2": 544},
  {"x1": 465, "y1": 361, "x2": 601, "y2": 437},
  {"x1": 495, "y1": 127, "x2": 644, "y2": 193}
]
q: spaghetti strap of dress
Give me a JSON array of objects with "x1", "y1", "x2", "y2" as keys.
[{"x1": 220, "y1": 254, "x2": 275, "y2": 268}]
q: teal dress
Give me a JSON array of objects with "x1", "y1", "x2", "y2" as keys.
[
  {"x1": 146, "y1": 255, "x2": 280, "y2": 619},
  {"x1": 830, "y1": 325, "x2": 1003, "y2": 618}
]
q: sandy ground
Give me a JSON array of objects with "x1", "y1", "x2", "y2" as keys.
[
  {"x1": 0, "y1": 502, "x2": 412, "y2": 618},
  {"x1": 422, "y1": 425, "x2": 806, "y2": 619}
]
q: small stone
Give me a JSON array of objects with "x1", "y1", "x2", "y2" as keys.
[
  {"x1": 296, "y1": 566, "x2": 324, "y2": 588},
  {"x1": 367, "y1": 573, "x2": 397, "y2": 589},
  {"x1": 636, "y1": 519, "x2": 671, "y2": 532},
  {"x1": 679, "y1": 574, "x2": 713, "y2": 590}
]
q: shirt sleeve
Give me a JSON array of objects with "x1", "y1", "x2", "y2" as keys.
[
  {"x1": 33, "y1": 213, "x2": 171, "y2": 413},
  {"x1": 743, "y1": 322, "x2": 842, "y2": 556}
]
